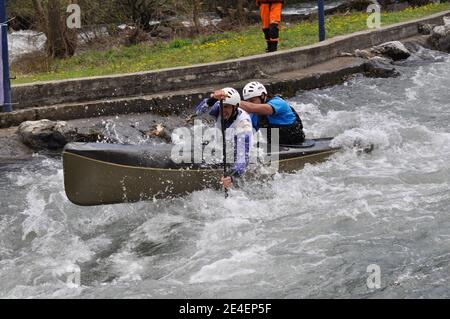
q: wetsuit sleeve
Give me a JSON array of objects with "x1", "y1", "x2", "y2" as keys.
[
  {"x1": 230, "y1": 120, "x2": 254, "y2": 177},
  {"x1": 195, "y1": 98, "x2": 220, "y2": 119}
]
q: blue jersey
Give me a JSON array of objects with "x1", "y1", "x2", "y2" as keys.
[
  {"x1": 250, "y1": 96, "x2": 297, "y2": 130},
  {"x1": 266, "y1": 96, "x2": 297, "y2": 126}
]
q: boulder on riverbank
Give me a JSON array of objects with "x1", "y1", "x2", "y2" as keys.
[
  {"x1": 0, "y1": 128, "x2": 33, "y2": 163},
  {"x1": 428, "y1": 23, "x2": 450, "y2": 53},
  {"x1": 364, "y1": 57, "x2": 401, "y2": 78},
  {"x1": 18, "y1": 120, "x2": 106, "y2": 150},
  {"x1": 418, "y1": 23, "x2": 437, "y2": 35},
  {"x1": 370, "y1": 41, "x2": 411, "y2": 61},
  {"x1": 344, "y1": 41, "x2": 412, "y2": 72}
]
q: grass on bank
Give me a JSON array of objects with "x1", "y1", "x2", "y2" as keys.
[{"x1": 12, "y1": 2, "x2": 450, "y2": 85}]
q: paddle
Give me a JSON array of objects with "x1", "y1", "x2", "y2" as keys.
[{"x1": 220, "y1": 99, "x2": 229, "y2": 199}]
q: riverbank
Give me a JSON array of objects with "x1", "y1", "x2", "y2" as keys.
[
  {"x1": 12, "y1": 2, "x2": 450, "y2": 85},
  {"x1": 0, "y1": 55, "x2": 366, "y2": 163},
  {"x1": 0, "y1": 32, "x2": 447, "y2": 163},
  {"x1": 2, "y1": 9, "x2": 449, "y2": 163},
  {"x1": 4, "y1": 9, "x2": 449, "y2": 127}
]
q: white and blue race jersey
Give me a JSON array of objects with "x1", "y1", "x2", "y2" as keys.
[{"x1": 195, "y1": 98, "x2": 254, "y2": 176}]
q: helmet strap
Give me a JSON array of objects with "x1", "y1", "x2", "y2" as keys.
[
  {"x1": 261, "y1": 93, "x2": 267, "y2": 103},
  {"x1": 224, "y1": 105, "x2": 239, "y2": 125}
]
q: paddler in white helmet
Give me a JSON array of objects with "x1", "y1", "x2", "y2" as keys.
[
  {"x1": 240, "y1": 81, "x2": 305, "y2": 145},
  {"x1": 195, "y1": 87, "x2": 254, "y2": 190}
]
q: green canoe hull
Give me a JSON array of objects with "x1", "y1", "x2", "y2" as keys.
[{"x1": 63, "y1": 139, "x2": 339, "y2": 206}]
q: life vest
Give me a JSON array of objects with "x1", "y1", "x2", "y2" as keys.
[
  {"x1": 215, "y1": 109, "x2": 254, "y2": 177},
  {"x1": 259, "y1": 97, "x2": 305, "y2": 145},
  {"x1": 215, "y1": 109, "x2": 254, "y2": 155}
]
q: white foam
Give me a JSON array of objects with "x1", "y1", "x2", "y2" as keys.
[{"x1": 189, "y1": 247, "x2": 266, "y2": 283}]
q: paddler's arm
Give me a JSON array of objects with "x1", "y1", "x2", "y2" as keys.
[
  {"x1": 196, "y1": 89, "x2": 228, "y2": 119},
  {"x1": 221, "y1": 130, "x2": 253, "y2": 189},
  {"x1": 195, "y1": 97, "x2": 220, "y2": 118},
  {"x1": 239, "y1": 100, "x2": 274, "y2": 116}
]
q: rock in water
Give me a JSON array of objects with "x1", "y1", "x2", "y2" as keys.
[
  {"x1": 444, "y1": 16, "x2": 450, "y2": 26},
  {"x1": 144, "y1": 123, "x2": 172, "y2": 143},
  {"x1": 354, "y1": 49, "x2": 375, "y2": 59},
  {"x1": 371, "y1": 41, "x2": 411, "y2": 61},
  {"x1": 428, "y1": 24, "x2": 450, "y2": 53},
  {"x1": 18, "y1": 120, "x2": 78, "y2": 150},
  {"x1": 364, "y1": 58, "x2": 400, "y2": 78},
  {"x1": 418, "y1": 23, "x2": 436, "y2": 35}
]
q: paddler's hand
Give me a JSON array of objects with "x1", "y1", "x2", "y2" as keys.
[
  {"x1": 211, "y1": 90, "x2": 228, "y2": 100},
  {"x1": 221, "y1": 176, "x2": 233, "y2": 189}
]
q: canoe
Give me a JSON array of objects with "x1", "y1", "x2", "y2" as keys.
[{"x1": 63, "y1": 138, "x2": 339, "y2": 206}]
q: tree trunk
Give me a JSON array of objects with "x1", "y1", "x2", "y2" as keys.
[
  {"x1": 47, "y1": 0, "x2": 67, "y2": 58},
  {"x1": 32, "y1": 0, "x2": 48, "y2": 30},
  {"x1": 192, "y1": 0, "x2": 201, "y2": 34},
  {"x1": 65, "y1": 0, "x2": 79, "y2": 56},
  {"x1": 37, "y1": 0, "x2": 78, "y2": 58},
  {"x1": 237, "y1": 0, "x2": 246, "y2": 24}
]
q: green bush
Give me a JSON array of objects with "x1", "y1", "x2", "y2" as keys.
[{"x1": 169, "y1": 39, "x2": 193, "y2": 49}]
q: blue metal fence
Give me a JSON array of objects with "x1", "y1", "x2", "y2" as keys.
[
  {"x1": 317, "y1": 0, "x2": 326, "y2": 42},
  {"x1": 0, "y1": 0, "x2": 12, "y2": 112}
]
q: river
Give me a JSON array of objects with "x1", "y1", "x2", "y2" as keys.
[{"x1": 0, "y1": 46, "x2": 449, "y2": 298}]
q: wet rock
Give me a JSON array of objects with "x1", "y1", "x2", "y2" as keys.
[
  {"x1": 428, "y1": 24, "x2": 450, "y2": 53},
  {"x1": 143, "y1": 123, "x2": 172, "y2": 143},
  {"x1": 444, "y1": 16, "x2": 450, "y2": 26},
  {"x1": 418, "y1": 23, "x2": 436, "y2": 35},
  {"x1": 370, "y1": 41, "x2": 411, "y2": 61},
  {"x1": 370, "y1": 55, "x2": 394, "y2": 64},
  {"x1": 18, "y1": 120, "x2": 77, "y2": 150},
  {"x1": 339, "y1": 52, "x2": 354, "y2": 57},
  {"x1": 18, "y1": 120, "x2": 105, "y2": 151},
  {"x1": 354, "y1": 49, "x2": 376, "y2": 60},
  {"x1": 364, "y1": 58, "x2": 400, "y2": 78},
  {"x1": 348, "y1": 46, "x2": 400, "y2": 78},
  {"x1": 0, "y1": 128, "x2": 33, "y2": 163},
  {"x1": 403, "y1": 36, "x2": 434, "y2": 52}
]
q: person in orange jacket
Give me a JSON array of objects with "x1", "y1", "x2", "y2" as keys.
[{"x1": 256, "y1": 0, "x2": 283, "y2": 52}]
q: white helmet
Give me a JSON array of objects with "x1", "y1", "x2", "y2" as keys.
[
  {"x1": 242, "y1": 81, "x2": 267, "y2": 101},
  {"x1": 222, "y1": 87, "x2": 241, "y2": 106}
]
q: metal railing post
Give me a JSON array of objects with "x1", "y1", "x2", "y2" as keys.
[
  {"x1": 318, "y1": 0, "x2": 326, "y2": 42},
  {"x1": 0, "y1": 0, "x2": 12, "y2": 112}
]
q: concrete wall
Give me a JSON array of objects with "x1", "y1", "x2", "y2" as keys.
[
  {"x1": 0, "y1": 58, "x2": 367, "y2": 128},
  {"x1": 11, "y1": 11, "x2": 450, "y2": 110}
]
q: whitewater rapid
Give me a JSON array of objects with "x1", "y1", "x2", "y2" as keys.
[{"x1": 0, "y1": 47, "x2": 449, "y2": 298}]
